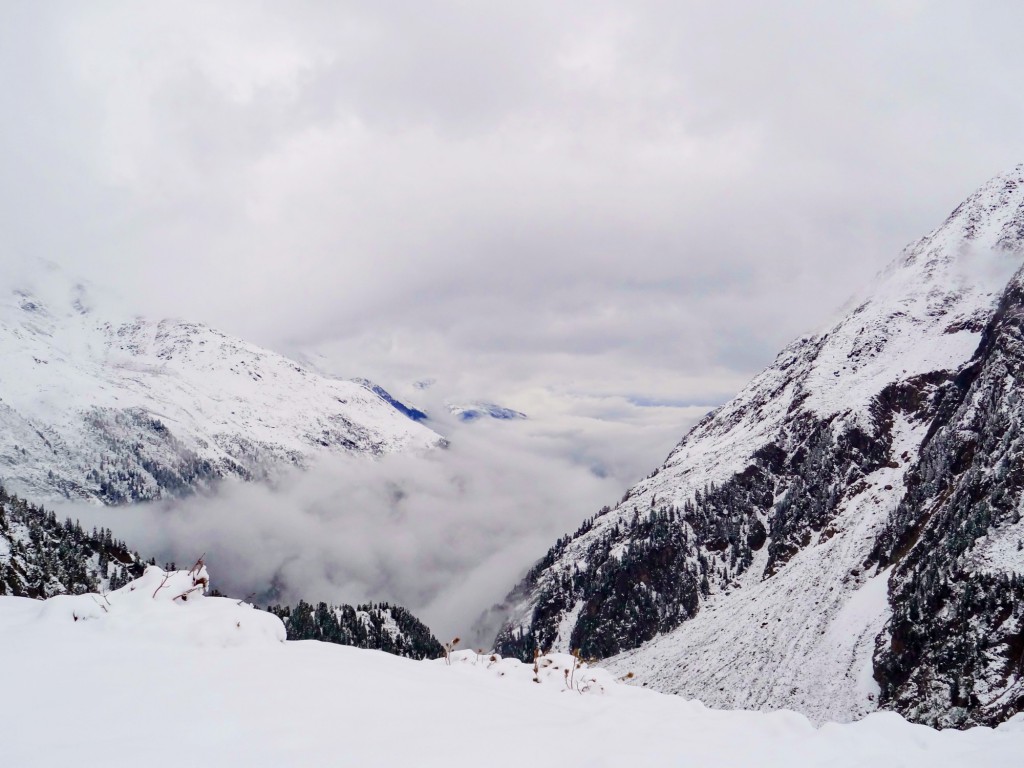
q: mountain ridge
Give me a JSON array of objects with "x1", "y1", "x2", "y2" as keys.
[
  {"x1": 0, "y1": 264, "x2": 442, "y2": 503},
  {"x1": 494, "y1": 165, "x2": 1024, "y2": 727}
]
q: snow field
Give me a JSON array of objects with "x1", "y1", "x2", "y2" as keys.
[{"x1": 1, "y1": 569, "x2": 1023, "y2": 767}]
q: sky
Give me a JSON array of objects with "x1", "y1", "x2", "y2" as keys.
[{"x1": 7, "y1": 1, "x2": 1024, "y2": 639}]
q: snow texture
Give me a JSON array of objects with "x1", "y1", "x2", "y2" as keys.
[{"x1": 0, "y1": 568, "x2": 1022, "y2": 767}]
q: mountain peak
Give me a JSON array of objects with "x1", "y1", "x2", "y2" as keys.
[
  {"x1": 928, "y1": 164, "x2": 1024, "y2": 255},
  {"x1": 494, "y1": 167, "x2": 1024, "y2": 728}
]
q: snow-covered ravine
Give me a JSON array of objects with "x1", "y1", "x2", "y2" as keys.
[{"x1": 0, "y1": 569, "x2": 1021, "y2": 767}]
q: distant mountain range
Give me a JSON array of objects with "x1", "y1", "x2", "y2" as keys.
[
  {"x1": 495, "y1": 165, "x2": 1024, "y2": 728},
  {"x1": 0, "y1": 265, "x2": 441, "y2": 503},
  {"x1": 348, "y1": 379, "x2": 529, "y2": 424},
  {"x1": 446, "y1": 402, "x2": 527, "y2": 422}
]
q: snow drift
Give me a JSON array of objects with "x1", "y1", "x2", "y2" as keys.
[{"x1": 0, "y1": 567, "x2": 1022, "y2": 766}]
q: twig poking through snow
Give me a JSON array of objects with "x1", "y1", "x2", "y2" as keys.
[{"x1": 152, "y1": 572, "x2": 173, "y2": 599}]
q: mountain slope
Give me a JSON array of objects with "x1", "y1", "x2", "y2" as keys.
[
  {"x1": 352, "y1": 378, "x2": 429, "y2": 422},
  {"x1": 268, "y1": 599, "x2": 444, "y2": 660},
  {"x1": 869, "y1": 264, "x2": 1024, "y2": 726},
  {"x1": 0, "y1": 486, "x2": 145, "y2": 597},
  {"x1": 494, "y1": 166, "x2": 1024, "y2": 726},
  {"x1": 0, "y1": 265, "x2": 441, "y2": 503}
]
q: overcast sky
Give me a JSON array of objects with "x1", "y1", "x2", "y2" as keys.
[
  {"x1": 4, "y1": 2, "x2": 1023, "y2": 406},
  {"x1": 9, "y1": 2, "x2": 1024, "y2": 637}
]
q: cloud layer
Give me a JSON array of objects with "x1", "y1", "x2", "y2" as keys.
[{"x1": 63, "y1": 403, "x2": 695, "y2": 643}]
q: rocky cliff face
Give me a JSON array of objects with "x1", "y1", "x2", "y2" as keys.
[
  {"x1": 870, "y1": 265, "x2": 1024, "y2": 726},
  {"x1": 494, "y1": 166, "x2": 1024, "y2": 726}
]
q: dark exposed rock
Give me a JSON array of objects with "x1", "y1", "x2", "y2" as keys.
[{"x1": 869, "y1": 269, "x2": 1024, "y2": 728}]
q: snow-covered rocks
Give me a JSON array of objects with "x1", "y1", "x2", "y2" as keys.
[{"x1": 1, "y1": 564, "x2": 286, "y2": 648}]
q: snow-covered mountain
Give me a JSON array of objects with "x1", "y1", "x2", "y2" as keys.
[
  {"x1": 2, "y1": 565, "x2": 1021, "y2": 766},
  {"x1": 447, "y1": 402, "x2": 528, "y2": 422},
  {"x1": 495, "y1": 166, "x2": 1024, "y2": 727},
  {"x1": 0, "y1": 264, "x2": 441, "y2": 503},
  {"x1": 351, "y1": 378, "x2": 429, "y2": 422}
]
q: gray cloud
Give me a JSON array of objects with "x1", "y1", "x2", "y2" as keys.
[{"x1": 4, "y1": 3, "x2": 1022, "y2": 379}]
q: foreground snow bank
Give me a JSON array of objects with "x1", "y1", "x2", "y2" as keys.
[
  {"x1": 0, "y1": 572, "x2": 1021, "y2": 767},
  {"x1": 0, "y1": 564, "x2": 285, "y2": 647}
]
